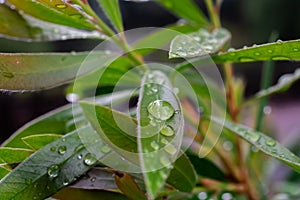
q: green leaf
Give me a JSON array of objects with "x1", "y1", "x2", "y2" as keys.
[
  {"x1": 248, "y1": 68, "x2": 300, "y2": 103},
  {"x1": 97, "y1": 0, "x2": 123, "y2": 32},
  {"x1": 3, "y1": 90, "x2": 134, "y2": 149},
  {"x1": 0, "y1": 4, "x2": 32, "y2": 40},
  {"x1": 0, "y1": 147, "x2": 33, "y2": 165},
  {"x1": 0, "y1": 126, "x2": 110, "y2": 200},
  {"x1": 53, "y1": 187, "x2": 129, "y2": 200},
  {"x1": 22, "y1": 134, "x2": 62, "y2": 151},
  {"x1": 212, "y1": 39, "x2": 300, "y2": 63},
  {"x1": 0, "y1": 51, "x2": 114, "y2": 91},
  {"x1": 156, "y1": 0, "x2": 207, "y2": 28},
  {"x1": 137, "y1": 70, "x2": 184, "y2": 199},
  {"x1": 211, "y1": 117, "x2": 300, "y2": 173},
  {"x1": 0, "y1": 166, "x2": 10, "y2": 180},
  {"x1": 6, "y1": 0, "x2": 96, "y2": 30},
  {"x1": 80, "y1": 102, "x2": 196, "y2": 193},
  {"x1": 169, "y1": 28, "x2": 231, "y2": 58},
  {"x1": 133, "y1": 25, "x2": 197, "y2": 56}
]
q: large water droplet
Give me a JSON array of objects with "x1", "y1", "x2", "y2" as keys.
[
  {"x1": 198, "y1": 192, "x2": 208, "y2": 200},
  {"x1": 58, "y1": 146, "x2": 67, "y2": 155},
  {"x1": 245, "y1": 131, "x2": 260, "y2": 143},
  {"x1": 161, "y1": 138, "x2": 169, "y2": 145},
  {"x1": 147, "y1": 100, "x2": 175, "y2": 120},
  {"x1": 150, "y1": 141, "x2": 159, "y2": 150},
  {"x1": 265, "y1": 139, "x2": 276, "y2": 147},
  {"x1": 164, "y1": 144, "x2": 176, "y2": 155},
  {"x1": 160, "y1": 125, "x2": 175, "y2": 137},
  {"x1": 77, "y1": 154, "x2": 82, "y2": 160},
  {"x1": 101, "y1": 146, "x2": 111, "y2": 153},
  {"x1": 221, "y1": 192, "x2": 233, "y2": 200},
  {"x1": 66, "y1": 93, "x2": 79, "y2": 103},
  {"x1": 84, "y1": 153, "x2": 97, "y2": 166},
  {"x1": 47, "y1": 164, "x2": 60, "y2": 178}
]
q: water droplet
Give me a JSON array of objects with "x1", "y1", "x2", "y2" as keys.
[
  {"x1": 272, "y1": 56, "x2": 290, "y2": 61},
  {"x1": 228, "y1": 48, "x2": 236, "y2": 52},
  {"x1": 263, "y1": 106, "x2": 272, "y2": 115},
  {"x1": 58, "y1": 146, "x2": 67, "y2": 155},
  {"x1": 238, "y1": 57, "x2": 255, "y2": 62},
  {"x1": 0, "y1": 0, "x2": 5, "y2": 4},
  {"x1": 251, "y1": 146, "x2": 259, "y2": 153},
  {"x1": 147, "y1": 100, "x2": 175, "y2": 120},
  {"x1": 160, "y1": 155, "x2": 170, "y2": 167},
  {"x1": 245, "y1": 131, "x2": 260, "y2": 143},
  {"x1": 279, "y1": 154, "x2": 285, "y2": 158},
  {"x1": 91, "y1": 177, "x2": 96, "y2": 182},
  {"x1": 160, "y1": 125, "x2": 175, "y2": 137},
  {"x1": 150, "y1": 141, "x2": 159, "y2": 150},
  {"x1": 50, "y1": 147, "x2": 56, "y2": 152},
  {"x1": 161, "y1": 138, "x2": 168, "y2": 145},
  {"x1": 101, "y1": 145, "x2": 111, "y2": 153},
  {"x1": 77, "y1": 154, "x2": 82, "y2": 160},
  {"x1": 56, "y1": 4, "x2": 67, "y2": 9},
  {"x1": 63, "y1": 179, "x2": 69, "y2": 186},
  {"x1": 276, "y1": 39, "x2": 283, "y2": 44},
  {"x1": 266, "y1": 139, "x2": 276, "y2": 147},
  {"x1": 71, "y1": 51, "x2": 76, "y2": 56},
  {"x1": 223, "y1": 141, "x2": 233, "y2": 151},
  {"x1": 33, "y1": 196, "x2": 37, "y2": 200},
  {"x1": 198, "y1": 192, "x2": 208, "y2": 200},
  {"x1": 267, "y1": 50, "x2": 273, "y2": 54},
  {"x1": 66, "y1": 93, "x2": 79, "y2": 103},
  {"x1": 84, "y1": 153, "x2": 97, "y2": 166},
  {"x1": 25, "y1": 178, "x2": 32, "y2": 185},
  {"x1": 159, "y1": 171, "x2": 168, "y2": 179},
  {"x1": 221, "y1": 192, "x2": 233, "y2": 200},
  {"x1": 70, "y1": 14, "x2": 83, "y2": 19},
  {"x1": 2, "y1": 72, "x2": 14, "y2": 78},
  {"x1": 254, "y1": 52, "x2": 261, "y2": 56},
  {"x1": 164, "y1": 144, "x2": 177, "y2": 155},
  {"x1": 293, "y1": 48, "x2": 299, "y2": 52},
  {"x1": 47, "y1": 164, "x2": 60, "y2": 178}
]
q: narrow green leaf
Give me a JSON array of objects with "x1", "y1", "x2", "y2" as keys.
[
  {"x1": 80, "y1": 102, "x2": 196, "y2": 193},
  {"x1": 0, "y1": 126, "x2": 110, "y2": 200},
  {"x1": 0, "y1": 51, "x2": 114, "y2": 91},
  {"x1": 169, "y1": 28, "x2": 231, "y2": 58},
  {"x1": 156, "y1": 0, "x2": 207, "y2": 28},
  {"x1": 213, "y1": 39, "x2": 300, "y2": 63},
  {"x1": 137, "y1": 70, "x2": 184, "y2": 199},
  {"x1": 0, "y1": 166, "x2": 10, "y2": 180},
  {"x1": 3, "y1": 90, "x2": 134, "y2": 149},
  {"x1": 212, "y1": 117, "x2": 300, "y2": 173},
  {"x1": 0, "y1": 147, "x2": 33, "y2": 165},
  {"x1": 0, "y1": 4, "x2": 32, "y2": 40},
  {"x1": 22, "y1": 134, "x2": 62, "y2": 150},
  {"x1": 6, "y1": 0, "x2": 96, "y2": 30},
  {"x1": 53, "y1": 187, "x2": 129, "y2": 200},
  {"x1": 97, "y1": 0, "x2": 123, "y2": 32}
]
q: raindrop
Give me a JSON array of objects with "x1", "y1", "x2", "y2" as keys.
[
  {"x1": 160, "y1": 156, "x2": 170, "y2": 167},
  {"x1": 66, "y1": 93, "x2": 79, "y2": 103},
  {"x1": 272, "y1": 56, "x2": 290, "y2": 61},
  {"x1": 263, "y1": 106, "x2": 272, "y2": 115},
  {"x1": 63, "y1": 179, "x2": 69, "y2": 186},
  {"x1": 223, "y1": 141, "x2": 233, "y2": 151},
  {"x1": 293, "y1": 48, "x2": 299, "y2": 52},
  {"x1": 198, "y1": 192, "x2": 208, "y2": 200},
  {"x1": 251, "y1": 146, "x2": 259, "y2": 153},
  {"x1": 160, "y1": 125, "x2": 175, "y2": 137},
  {"x1": 47, "y1": 164, "x2": 60, "y2": 178},
  {"x1": 77, "y1": 154, "x2": 82, "y2": 160},
  {"x1": 276, "y1": 39, "x2": 283, "y2": 44},
  {"x1": 58, "y1": 146, "x2": 67, "y2": 155},
  {"x1": 159, "y1": 171, "x2": 168, "y2": 179},
  {"x1": 221, "y1": 193, "x2": 233, "y2": 200},
  {"x1": 50, "y1": 147, "x2": 57, "y2": 152},
  {"x1": 91, "y1": 177, "x2": 96, "y2": 182},
  {"x1": 267, "y1": 50, "x2": 273, "y2": 54},
  {"x1": 84, "y1": 153, "x2": 97, "y2": 166},
  {"x1": 71, "y1": 51, "x2": 76, "y2": 56},
  {"x1": 33, "y1": 196, "x2": 37, "y2": 200},
  {"x1": 265, "y1": 139, "x2": 276, "y2": 147},
  {"x1": 245, "y1": 131, "x2": 260, "y2": 143},
  {"x1": 55, "y1": 4, "x2": 67, "y2": 9},
  {"x1": 147, "y1": 100, "x2": 175, "y2": 120},
  {"x1": 238, "y1": 57, "x2": 255, "y2": 62},
  {"x1": 164, "y1": 144, "x2": 177, "y2": 155},
  {"x1": 161, "y1": 138, "x2": 169, "y2": 145},
  {"x1": 25, "y1": 178, "x2": 32, "y2": 185},
  {"x1": 228, "y1": 48, "x2": 236, "y2": 52},
  {"x1": 254, "y1": 52, "x2": 261, "y2": 56},
  {"x1": 150, "y1": 141, "x2": 159, "y2": 150},
  {"x1": 101, "y1": 145, "x2": 111, "y2": 153}
]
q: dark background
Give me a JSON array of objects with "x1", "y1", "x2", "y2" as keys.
[{"x1": 1, "y1": 0, "x2": 300, "y2": 143}]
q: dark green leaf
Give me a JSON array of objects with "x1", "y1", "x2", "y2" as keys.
[
  {"x1": 212, "y1": 117, "x2": 300, "y2": 173},
  {"x1": 97, "y1": 0, "x2": 123, "y2": 32},
  {"x1": 0, "y1": 126, "x2": 111, "y2": 200},
  {"x1": 0, "y1": 166, "x2": 10, "y2": 180},
  {"x1": 6, "y1": 0, "x2": 96, "y2": 30},
  {"x1": 0, "y1": 51, "x2": 114, "y2": 91},
  {"x1": 22, "y1": 134, "x2": 62, "y2": 150},
  {"x1": 0, "y1": 147, "x2": 33, "y2": 165},
  {"x1": 213, "y1": 39, "x2": 300, "y2": 63},
  {"x1": 169, "y1": 28, "x2": 231, "y2": 58},
  {"x1": 137, "y1": 70, "x2": 184, "y2": 199},
  {"x1": 156, "y1": 0, "x2": 207, "y2": 28}
]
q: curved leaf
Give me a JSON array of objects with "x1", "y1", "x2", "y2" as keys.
[
  {"x1": 0, "y1": 51, "x2": 115, "y2": 91},
  {"x1": 22, "y1": 134, "x2": 62, "y2": 151},
  {"x1": 156, "y1": 0, "x2": 207, "y2": 28},
  {"x1": 6, "y1": 0, "x2": 96, "y2": 30},
  {"x1": 0, "y1": 126, "x2": 110, "y2": 200},
  {"x1": 169, "y1": 28, "x2": 231, "y2": 58},
  {"x1": 213, "y1": 39, "x2": 300, "y2": 63},
  {"x1": 137, "y1": 70, "x2": 184, "y2": 199},
  {"x1": 97, "y1": 0, "x2": 123, "y2": 32},
  {"x1": 212, "y1": 117, "x2": 300, "y2": 173},
  {"x1": 0, "y1": 147, "x2": 33, "y2": 165}
]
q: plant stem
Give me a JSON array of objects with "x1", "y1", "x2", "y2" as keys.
[{"x1": 204, "y1": 0, "x2": 221, "y2": 28}]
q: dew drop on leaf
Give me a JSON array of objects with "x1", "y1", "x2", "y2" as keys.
[
  {"x1": 47, "y1": 164, "x2": 60, "y2": 178},
  {"x1": 77, "y1": 154, "x2": 82, "y2": 160},
  {"x1": 91, "y1": 177, "x2": 96, "y2": 182},
  {"x1": 84, "y1": 153, "x2": 97, "y2": 166},
  {"x1": 160, "y1": 125, "x2": 175, "y2": 137},
  {"x1": 265, "y1": 139, "x2": 276, "y2": 147},
  {"x1": 58, "y1": 146, "x2": 67, "y2": 155},
  {"x1": 271, "y1": 56, "x2": 290, "y2": 61},
  {"x1": 164, "y1": 144, "x2": 176, "y2": 155},
  {"x1": 245, "y1": 131, "x2": 260, "y2": 143},
  {"x1": 50, "y1": 147, "x2": 56, "y2": 152},
  {"x1": 55, "y1": 4, "x2": 67, "y2": 9},
  {"x1": 161, "y1": 138, "x2": 169, "y2": 145},
  {"x1": 101, "y1": 145, "x2": 111, "y2": 153},
  {"x1": 150, "y1": 141, "x2": 159, "y2": 150},
  {"x1": 198, "y1": 192, "x2": 208, "y2": 200},
  {"x1": 267, "y1": 49, "x2": 273, "y2": 54},
  {"x1": 238, "y1": 57, "x2": 255, "y2": 62},
  {"x1": 63, "y1": 179, "x2": 69, "y2": 186},
  {"x1": 25, "y1": 178, "x2": 32, "y2": 185},
  {"x1": 160, "y1": 155, "x2": 170, "y2": 167},
  {"x1": 147, "y1": 100, "x2": 175, "y2": 120}
]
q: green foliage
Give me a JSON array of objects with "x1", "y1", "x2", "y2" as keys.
[{"x1": 0, "y1": 0, "x2": 300, "y2": 199}]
